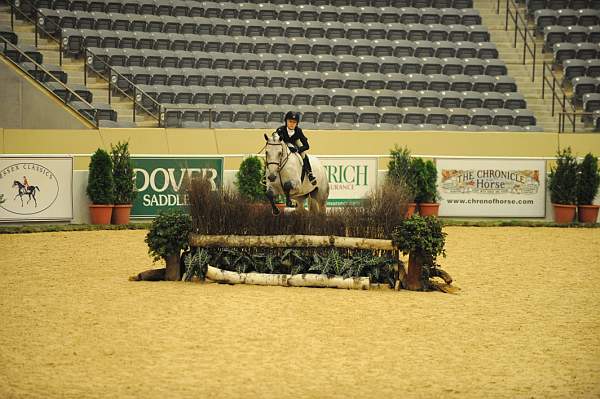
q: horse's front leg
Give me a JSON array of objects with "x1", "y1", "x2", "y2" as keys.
[
  {"x1": 266, "y1": 188, "x2": 279, "y2": 216},
  {"x1": 282, "y1": 181, "x2": 294, "y2": 207}
]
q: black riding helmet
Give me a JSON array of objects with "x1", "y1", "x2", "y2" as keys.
[{"x1": 284, "y1": 111, "x2": 300, "y2": 123}]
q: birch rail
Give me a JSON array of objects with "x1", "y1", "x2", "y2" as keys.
[{"x1": 189, "y1": 234, "x2": 395, "y2": 251}]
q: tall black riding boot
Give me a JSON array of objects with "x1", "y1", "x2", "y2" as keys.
[{"x1": 303, "y1": 157, "x2": 317, "y2": 186}]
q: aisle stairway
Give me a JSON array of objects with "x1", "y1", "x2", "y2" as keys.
[
  {"x1": 0, "y1": 4, "x2": 157, "y2": 127},
  {"x1": 475, "y1": 0, "x2": 559, "y2": 132}
]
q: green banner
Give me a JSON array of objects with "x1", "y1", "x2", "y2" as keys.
[{"x1": 131, "y1": 157, "x2": 223, "y2": 217}]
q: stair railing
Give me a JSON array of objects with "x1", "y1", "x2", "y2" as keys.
[
  {"x1": 504, "y1": 0, "x2": 537, "y2": 82},
  {"x1": 83, "y1": 48, "x2": 161, "y2": 126},
  {"x1": 8, "y1": 0, "x2": 63, "y2": 65},
  {"x1": 541, "y1": 61, "x2": 577, "y2": 132},
  {"x1": 1, "y1": 36, "x2": 99, "y2": 127}
]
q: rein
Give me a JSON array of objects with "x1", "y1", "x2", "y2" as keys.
[{"x1": 265, "y1": 140, "x2": 303, "y2": 189}]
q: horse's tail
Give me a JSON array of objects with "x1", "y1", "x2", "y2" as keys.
[{"x1": 33, "y1": 186, "x2": 40, "y2": 192}]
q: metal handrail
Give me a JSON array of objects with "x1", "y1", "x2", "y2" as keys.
[
  {"x1": 557, "y1": 111, "x2": 596, "y2": 133},
  {"x1": 83, "y1": 49, "x2": 216, "y2": 128},
  {"x1": 83, "y1": 47, "x2": 163, "y2": 125},
  {"x1": 541, "y1": 61, "x2": 576, "y2": 132},
  {"x1": 7, "y1": 0, "x2": 63, "y2": 65},
  {"x1": 504, "y1": 0, "x2": 537, "y2": 82},
  {"x1": 1, "y1": 35, "x2": 99, "y2": 127},
  {"x1": 9, "y1": 0, "x2": 168, "y2": 127}
]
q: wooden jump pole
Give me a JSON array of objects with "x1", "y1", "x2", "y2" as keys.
[{"x1": 189, "y1": 234, "x2": 395, "y2": 251}]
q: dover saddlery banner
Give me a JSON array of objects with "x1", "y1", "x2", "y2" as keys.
[
  {"x1": 320, "y1": 157, "x2": 378, "y2": 206},
  {"x1": 437, "y1": 158, "x2": 546, "y2": 217},
  {"x1": 131, "y1": 157, "x2": 223, "y2": 217},
  {"x1": 0, "y1": 156, "x2": 73, "y2": 221}
]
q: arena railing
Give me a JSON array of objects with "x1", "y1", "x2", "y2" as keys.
[
  {"x1": 557, "y1": 112, "x2": 595, "y2": 133},
  {"x1": 503, "y1": 0, "x2": 537, "y2": 82},
  {"x1": 82, "y1": 47, "x2": 162, "y2": 125},
  {"x1": 7, "y1": 0, "x2": 64, "y2": 66},
  {"x1": 82, "y1": 48, "x2": 213, "y2": 128},
  {"x1": 1, "y1": 35, "x2": 100, "y2": 127},
  {"x1": 541, "y1": 61, "x2": 577, "y2": 133},
  {"x1": 8, "y1": 0, "x2": 175, "y2": 127}
]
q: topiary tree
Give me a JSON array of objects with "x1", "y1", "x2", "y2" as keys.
[
  {"x1": 110, "y1": 141, "x2": 136, "y2": 205},
  {"x1": 235, "y1": 155, "x2": 266, "y2": 203},
  {"x1": 392, "y1": 215, "x2": 448, "y2": 291},
  {"x1": 411, "y1": 158, "x2": 438, "y2": 203},
  {"x1": 86, "y1": 148, "x2": 114, "y2": 205},
  {"x1": 549, "y1": 147, "x2": 578, "y2": 205},
  {"x1": 387, "y1": 146, "x2": 416, "y2": 200},
  {"x1": 145, "y1": 210, "x2": 192, "y2": 281},
  {"x1": 576, "y1": 153, "x2": 600, "y2": 205}
]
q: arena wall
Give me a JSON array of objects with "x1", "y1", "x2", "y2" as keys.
[{"x1": 2, "y1": 127, "x2": 599, "y2": 224}]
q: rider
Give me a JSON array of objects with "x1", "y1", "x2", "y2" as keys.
[
  {"x1": 23, "y1": 176, "x2": 29, "y2": 191},
  {"x1": 275, "y1": 111, "x2": 317, "y2": 186}
]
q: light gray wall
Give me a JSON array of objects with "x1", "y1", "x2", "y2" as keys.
[{"x1": 0, "y1": 58, "x2": 90, "y2": 129}]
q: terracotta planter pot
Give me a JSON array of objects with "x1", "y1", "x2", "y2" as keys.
[
  {"x1": 111, "y1": 204, "x2": 132, "y2": 225},
  {"x1": 552, "y1": 203, "x2": 576, "y2": 224},
  {"x1": 89, "y1": 204, "x2": 113, "y2": 225},
  {"x1": 578, "y1": 204, "x2": 600, "y2": 223},
  {"x1": 405, "y1": 203, "x2": 417, "y2": 218},
  {"x1": 418, "y1": 202, "x2": 440, "y2": 217}
]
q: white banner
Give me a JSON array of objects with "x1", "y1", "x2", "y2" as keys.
[
  {"x1": 320, "y1": 157, "x2": 378, "y2": 206},
  {"x1": 437, "y1": 158, "x2": 546, "y2": 217},
  {"x1": 0, "y1": 156, "x2": 73, "y2": 221}
]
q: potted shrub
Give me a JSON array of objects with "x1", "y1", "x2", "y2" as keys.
[
  {"x1": 548, "y1": 147, "x2": 578, "y2": 223},
  {"x1": 235, "y1": 155, "x2": 267, "y2": 204},
  {"x1": 392, "y1": 215, "x2": 447, "y2": 291},
  {"x1": 110, "y1": 141, "x2": 136, "y2": 225},
  {"x1": 145, "y1": 210, "x2": 193, "y2": 281},
  {"x1": 86, "y1": 148, "x2": 115, "y2": 224},
  {"x1": 576, "y1": 152, "x2": 600, "y2": 223},
  {"x1": 387, "y1": 146, "x2": 417, "y2": 217},
  {"x1": 412, "y1": 157, "x2": 439, "y2": 217}
]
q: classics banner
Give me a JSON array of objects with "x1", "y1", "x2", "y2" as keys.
[
  {"x1": 437, "y1": 158, "x2": 546, "y2": 217},
  {"x1": 0, "y1": 156, "x2": 73, "y2": 221}
]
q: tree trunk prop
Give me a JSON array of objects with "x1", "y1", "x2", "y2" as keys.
[
  {"x1": 206, "y1": 265, "x2": 370, "y2": 290},
  {"x1": 406, "y1": 253, "x2": 424, "y2": 291},
  {"x1": 190, "y1": 234, "x2": 394, "y2": 251},
  {"x1": 129, "y1": 268, "x2": 166, "y2": 281},
  {"x1": 165, "y1": 254, "x2": 181, "y2": 281}
]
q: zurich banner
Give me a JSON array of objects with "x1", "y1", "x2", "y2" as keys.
[
  {"x1": 320, "y1": 157, "x2": 378, "y2": 206},
  {"x1": 131, "y1": 156, "x2": 224, "y2": 218}
]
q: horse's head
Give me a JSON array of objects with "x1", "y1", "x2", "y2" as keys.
[
  {"x1": 264, "y1": 133, "x2": 287, "y2": 183},
  {"x1": 12, "y1": 180, "x2": 20, "y2": 187}
]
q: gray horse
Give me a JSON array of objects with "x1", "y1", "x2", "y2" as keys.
[{"x1": 264, "y1": 132, "x2": 329, "y2": 215}]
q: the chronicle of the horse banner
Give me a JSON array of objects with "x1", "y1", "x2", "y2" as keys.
[{"x1": 264, "y1": 132, "x2": 329, "y2": 215}]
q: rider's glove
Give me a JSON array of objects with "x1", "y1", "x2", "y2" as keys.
[{"x1": 289, "y1": 146, "x2": 298, "y2": 153}]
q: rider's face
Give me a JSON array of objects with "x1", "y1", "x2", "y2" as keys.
[{"x1": 286, "y1": 119, "x2": 297, "y2": 130}]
